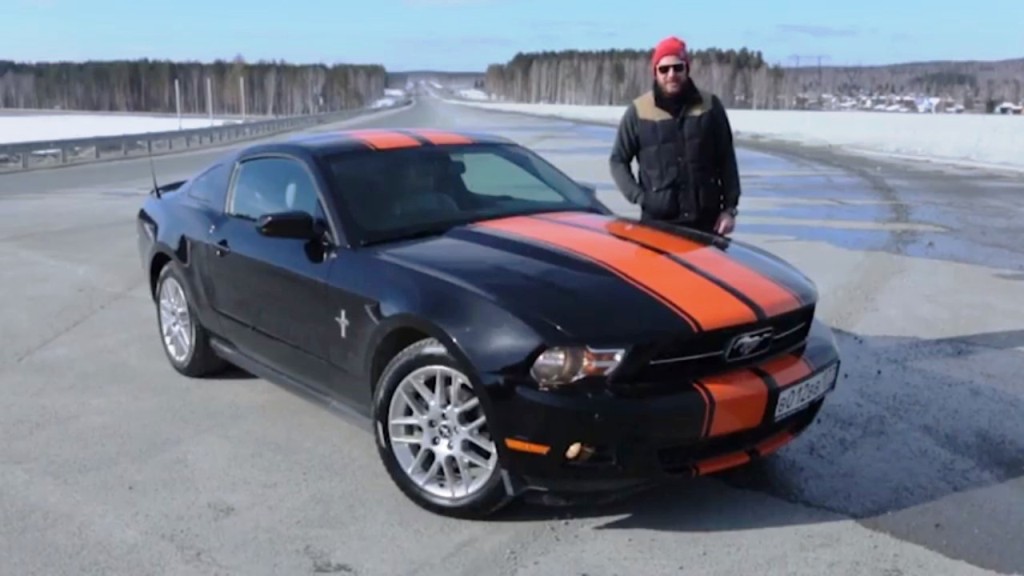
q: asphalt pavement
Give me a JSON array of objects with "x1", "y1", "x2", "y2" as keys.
[{"x1": 1, "y1": 94, "x2": 1021, "y2": 576}]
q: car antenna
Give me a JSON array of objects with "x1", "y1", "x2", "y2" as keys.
[{"x1": 147, "y1": 142, "x2": 162, "y2": 199}]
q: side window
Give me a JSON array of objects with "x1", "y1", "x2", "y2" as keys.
[
  {"x1": 228, "y1": 156, "x2": 323, "y2": 220},
  {"x1": 187, "y1": 162, "x2": 230, "y2": 207},
  {"x1": 456, "y1": 151, "x2": 567, "y2": 203}
]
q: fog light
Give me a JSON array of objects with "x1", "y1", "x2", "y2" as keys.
[
  {"x1": 565, "y1": 442, "x2": 583, "y2": 459},
  {"x1": 564, "y1": 442, "x2": 595, "y2": 461}
]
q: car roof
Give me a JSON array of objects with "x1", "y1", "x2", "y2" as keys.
[{"x1": 235, "y1": 128, "x2": 517, "y2": 159}]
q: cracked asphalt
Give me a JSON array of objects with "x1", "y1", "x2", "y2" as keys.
[{"x1": 1, "y1": 93, "x2": 1021, "y2": 576}]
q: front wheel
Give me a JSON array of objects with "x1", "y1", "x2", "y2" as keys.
[
  {"x1": 372, "y1": 338, "x2": 512, "y2": 519},
  {"x1": 154, "y1": 261, "x2": 227, "y2": 377}
]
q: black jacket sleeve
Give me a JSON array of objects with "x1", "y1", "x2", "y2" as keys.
[
  {"x1": 609, "y1": 104, "x2": 646, "y2": 204},
  {"x1": 711, "y1": 95, "x2": 741, "y2": 210}
]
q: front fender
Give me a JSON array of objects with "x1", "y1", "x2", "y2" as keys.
[
  {"x1": 357, "y1": 276, "x2": 559, "y2": 455},
  {"x1": 137, "y1": 196, "x2": 220, "y2": 335},
  {"x1": 365, "y1": 288, "x2": 548, "y2": 384},
  {"x1": 139, "y1": 204, "x2": 194, "y2": 292},
  {"x1": 353, "y1": 251, "x2": 567, "y2": 387}
]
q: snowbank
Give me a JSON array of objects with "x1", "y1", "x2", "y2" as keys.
[
  {"x1": 0, "y1": 114, "x2": 233, "y2": 145},
  {"x1": 445, "y1": 98, "x2": 1024, "y2": 172},
  {"x1": 371, "y1": 89, "x2": 410, "y2": 109},
  {"x1": 457, "y1": 88, "x2": 491, "y2": 101}
]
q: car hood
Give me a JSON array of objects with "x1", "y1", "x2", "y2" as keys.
[{"x1": 374, "y1": 211, "x2": 817, "y2": 343}]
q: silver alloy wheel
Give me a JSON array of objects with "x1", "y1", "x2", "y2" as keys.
[
  {"x1": 387, "y1": 365, "x2": 498, "y2": 500},
  {"x1": 158, "y1": 276, "x2": 193, "y2": 364}
]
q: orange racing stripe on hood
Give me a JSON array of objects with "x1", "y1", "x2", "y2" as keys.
[
  {"x1": 348, "y1": 130, "x2": 422, "y2": 149},
  {"x1": 543, "y1": 212, "x2": 803, "y2": 317},
  {"x1": 412, "y1": 129, "x2": 475, "y2": 145},
  {"x1": 475, "y1": 215, "x2": 759, "y2": 331}
]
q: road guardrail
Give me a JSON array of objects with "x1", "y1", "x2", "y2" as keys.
[{"x1": 0, "y1": 98, "x2": 412, "y2": 173}]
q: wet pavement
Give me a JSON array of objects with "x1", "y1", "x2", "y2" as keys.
[
  {"x1": 493, "y1": 112, "x2": 1024, "y2": 272},
  {"x1": 1, "y1": 94, "x2": 1021, "y2": 576}
]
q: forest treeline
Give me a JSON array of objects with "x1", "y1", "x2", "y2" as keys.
[
  {"x1": 2, "y1": 50, "x2": 1020, "y2": 115},
  {"x1": 483, "y1": 49, "x2": 1024, "y2": 109},
  {"x1": 483, "y1": 48, "x2": 786, "y2": 109},
  {"x1": 0, "y1": 57, "x2": 388, "y2": 115},
  {"x1": 782, "y1": 58, "x2": 1024, "y2": 107}
]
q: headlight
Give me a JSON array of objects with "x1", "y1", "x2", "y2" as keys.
[{"x1": 530, "y1": 346, "x2": 625, "y2": 389}]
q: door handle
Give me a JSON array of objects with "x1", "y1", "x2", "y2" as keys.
[{"x1": 214, "y1": 239, "x2": 231, "y2": 257}]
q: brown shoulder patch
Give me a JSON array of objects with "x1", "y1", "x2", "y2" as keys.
[
  {"x1": 633, "y1": 91, "x2": 673, "y2": 121},
  {"x1": 686, "y1": 90, "x2": 716, "y2": 117}
]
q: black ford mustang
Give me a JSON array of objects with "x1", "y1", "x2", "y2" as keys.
[{"x1": 136, "y1": 127, "x2": 841, "y2": 518}]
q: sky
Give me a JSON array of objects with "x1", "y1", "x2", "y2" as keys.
[{"x1": 4, "y1": 0, "x2": 1023, "y2": 71}]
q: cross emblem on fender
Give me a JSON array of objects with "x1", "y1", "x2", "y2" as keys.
[{"x1": 335, "y1": 309, "x2": 349, "y2": 339}]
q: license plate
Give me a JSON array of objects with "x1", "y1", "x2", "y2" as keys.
[{"x1": 774, "y1": 363, "x2": 838, "y2": 421}]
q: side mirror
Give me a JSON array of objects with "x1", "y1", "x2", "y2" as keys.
[
  {"x1": 575, "y1": 181, "x2": 615, "y2": 215},
  {"x1": 256, "y1": 210, "x2": 319, "y2": 239},
  {"x1": 578, "y1": 182, "x2": 597, "y2": 198}
]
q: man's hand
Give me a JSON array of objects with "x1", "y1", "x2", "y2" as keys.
[{"x1": 714, "y1": 211, "x2": 736, "y2": 235}]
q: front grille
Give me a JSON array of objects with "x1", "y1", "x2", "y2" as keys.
[{"x1": 613, "y1": 304, "x2": 815, "y2": 391}]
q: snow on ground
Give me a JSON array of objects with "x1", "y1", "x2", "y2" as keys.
[
  {"x1": 444, "y1": 96, "x2": 1024, "y2": 172},
  {"x1": 0, "y1": 114, "x2": 236, "y2": 145},
  {"x1": 457, "y1": 88, "x2": 491, "y2": 101},
  {"x1": 371, "y1": 88, "x2": 409, "y2": 109}
]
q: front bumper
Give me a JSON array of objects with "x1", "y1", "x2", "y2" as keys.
[{"x1": 491, "y1": 320, "x2": 841, "y2": 498}]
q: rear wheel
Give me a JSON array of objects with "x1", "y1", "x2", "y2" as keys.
[
  {"x1": 372, "y1": 338, "x2": 512, "y2": 518},
  {"x1": 154, "y1": 261, "x2": 226, "y2": 377}
]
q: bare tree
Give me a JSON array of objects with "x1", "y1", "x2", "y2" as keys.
[{"x1": 0, "y1": 58, "x2": 388, "y2": 115}]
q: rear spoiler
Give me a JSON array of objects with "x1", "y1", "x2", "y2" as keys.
[{"x1": 151, "y1": 179, "x2": 187, "y2": 198}]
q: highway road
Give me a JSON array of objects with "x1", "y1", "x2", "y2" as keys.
[{"x1": 2, "y1": 93, "x2": 1022, "y2": 576}]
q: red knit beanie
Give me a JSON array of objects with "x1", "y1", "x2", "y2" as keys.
[{"x1": 651, "y1": 36, "x2": 690, "y2": 71}]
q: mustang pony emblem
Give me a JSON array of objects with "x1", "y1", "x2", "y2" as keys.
[{"x1": 725, "y1": 327, "x2": 774, "y2": 361}]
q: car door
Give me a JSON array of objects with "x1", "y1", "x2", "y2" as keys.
[
  {"x1": 322, "y1": 259, "x2": 383, "y2": 414},
  {"x1": 205, "y1": 153, "x2": 336, "y2": 387}
]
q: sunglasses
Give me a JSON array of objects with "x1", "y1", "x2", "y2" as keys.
[{"x1": 657, "y1": 63, "x2": 686, "y2": 74}]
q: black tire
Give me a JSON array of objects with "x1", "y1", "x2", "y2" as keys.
[
  {"x1": 372, "y1": 337, "x2": 514, "y2": 519},
  {"x1": 154, "y1": 260, "x2": 227, "y2": 377}
]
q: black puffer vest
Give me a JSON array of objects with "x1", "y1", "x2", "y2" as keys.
[{"x1": 631, "y1": 81, "x2": 724, "y2": 224}]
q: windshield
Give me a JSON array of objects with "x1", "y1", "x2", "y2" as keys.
[{"x1": 319, "y1": 142, "x2": 598, "y2": 246}]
